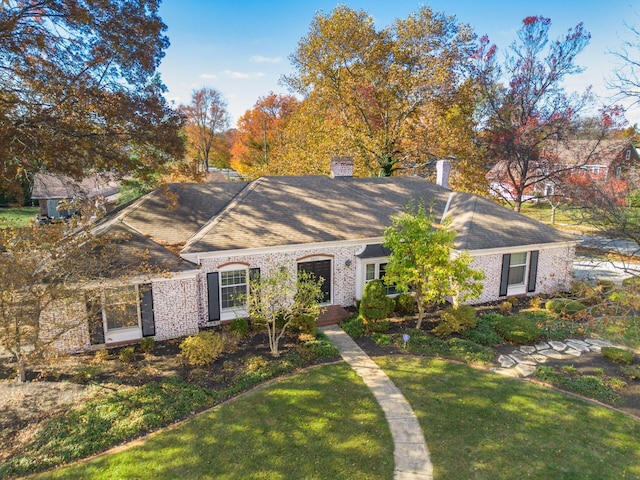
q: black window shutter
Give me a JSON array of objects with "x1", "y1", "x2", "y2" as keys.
[
  {"x1": 249, "y1": 267, "x2": 260, "y2": 283},
  {"x1": 207, "y1": 272, "x2": 220, "y2": 321},
  {"x1": 499, "y1": 254, "x2": 511, "y2": 297},
  {"x1": 140, "y1": 284, "x2": 155, "y2": 337},
  {"x1": 527, "y1": 251, "x2": 539, "y2": 293},
  {"x1": 85, "y1": 294, "x2": 105, "y2": 345}
]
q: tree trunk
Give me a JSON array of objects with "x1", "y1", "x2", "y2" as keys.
[
  {"x1": 415, "y1": 302, "x2": 425, "y2": 330},
  {"x1": 550, "y1": 204, "x2": 557, "y2": 224},
  {"x1": 17, "y1": 362, "x2": 26, "y2": 383}
]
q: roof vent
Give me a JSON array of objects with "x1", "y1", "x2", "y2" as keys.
[{"x1": 330, "y1": 156, "x2": 354, "y2": 178}]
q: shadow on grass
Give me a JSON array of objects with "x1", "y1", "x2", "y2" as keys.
[
  {"x1": 377, "y1": 356, "x2": 640, "y2": 480},
  {"x1": 38, "y1": 364, "x2": 394, "y2": 480}
]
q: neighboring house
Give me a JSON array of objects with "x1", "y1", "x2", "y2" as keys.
[
  {"x1": 49, "y1": 158, "x2": 577, "y2": 354},
  {"x1": 31, "y1": 172, "x2": 121, "y2": 219},
  {"x1": 489, "y1": 139, "x2": 640, "y2": 201}
]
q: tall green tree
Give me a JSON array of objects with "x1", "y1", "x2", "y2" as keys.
[
  {"x1": 0, "y1": 0, "x2": 184, "y2": 198},
  {"x1": 283, "y1": 5, "x2": 476, "y2": 177},
  {"x1": 383, "y1": 203, "x2": 484, "y2": 329},
  {"x1": 475, "y1": 16, "x2": 593, "y2": 211}
]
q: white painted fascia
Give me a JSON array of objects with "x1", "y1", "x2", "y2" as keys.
[
  {"x1": 181, "y1": 237, "x2": 385, "y2": 264},
  {"x1": 464, "y1": 240, "x2": 577, "y2": 258}
]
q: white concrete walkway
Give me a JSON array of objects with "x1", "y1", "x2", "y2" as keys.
[{"x1": 321, "y1": 325, "x2": 433, "y2": 480}]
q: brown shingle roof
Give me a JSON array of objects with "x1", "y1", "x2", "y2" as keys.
[
  {"x1": 182, "y1": 175, "x2": 574, "y2": 254},
  {"x1": 31, "y1": 173, "x2": 120, "y2": 199}
]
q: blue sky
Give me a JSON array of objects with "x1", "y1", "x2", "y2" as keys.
[{"x1": 157, "y1": 0, "x2": 640, "y2": 126}]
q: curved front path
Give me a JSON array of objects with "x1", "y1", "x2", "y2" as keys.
[{"x1": 321, "y1": 326, "x2": 433, "y2": 480}]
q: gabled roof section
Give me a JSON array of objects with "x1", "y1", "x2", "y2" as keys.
[
  {"x1": 181, "y1": 175, "x2": 575, "y2": 256},
  {"x1": 112, "y1": 181, "x2": 248, "y2": 247},
  {"x1": 182, "y1": 175, "x2": 448, "y2": 254},
  {"x1": 446, "y1": 192, "x2": 575, "y2": 251}
]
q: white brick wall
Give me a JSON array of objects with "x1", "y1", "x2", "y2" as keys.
[{"x1": 152, "y1": 277, "x2": 200, "y2": 340}]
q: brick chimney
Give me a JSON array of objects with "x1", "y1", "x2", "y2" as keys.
[
  {"x1": 436, "y1": 159, "x2": 451, "y2": 189},
  {"x1": 330, "y1": 155, "x2": 354, "y2": 178}
]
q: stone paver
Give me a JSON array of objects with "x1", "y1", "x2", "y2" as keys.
[
  {"x1": 493, "y1": 338, "x2": 624, "y2": 379},
  {"x1": 321, "y1": 326, "x2": 433, "y2": 480}
]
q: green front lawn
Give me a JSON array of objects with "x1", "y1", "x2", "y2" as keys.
[
  {"x1": 0, "y1": 206, "x2": 38, "y2": 227},
  {"x1": 36, "y1": 364, "x2": 394, "y2": 480},
  {"x1": 38, "y1": 359, "x2": 640, "y2": 480},
  {"x1": 378, "y1": 357, "x2": 640, "y2": 480},
  {"x1": 518, "y1": 203, "x2": 597, "y2": 232}
]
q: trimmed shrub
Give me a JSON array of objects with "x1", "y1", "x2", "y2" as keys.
[
  {"x1": 462, "y1": 315, "x2": 502, "y2": 346},
  {"x1": 545, "y1": 298, "x2": 586, "y2": 315},
  {"x1": 494, "y1": 313, "x2": 543, "y2": 344},
  {"x1": 498, "y1": 301, "x2": 513, "y2": 313},
  {"x1": 298, "y1": 339, "x2": 339, "y2": 360},
  {"x1": 394, "y1": 293, "x2": 415, "y2": 316},
  {"x1": 359, "y1": 280, "x2": 394, "y2": 322},
  {"x1": 119, "y1": 346, "x2": 135, "y2": 363},
  {"x1": 432, "y1": 305, "x2": 477, "y2": 337},
  {"x1": 621, "y1": 364, "x2": 640, "y2": 380},
  {"x1": 601, "y1": 346, "x2": 634, "y2": 365},
  {"x1": 340, "y1": 315, "x2": 365, "y2": 338},
  {"x1": 179, "y1": 331, "x2": 225, "y2": 366},
  {"x1": 290, "y1": 313, "x2": 317, "y2": 336},
  {"x1": 367, "y1": 319, "x2": 390, "y2": 334},
  {"x1": 506, "y1": 296, "x2": 519, "y2": 306},
  {"x1": 528, "y1": 296, "x2": 543, "y2": 309},
  {"x1": 140, "y1": 337, "x2": 155, "y2": 353},
  {"x1": 372, "y1": 333, "x2": 392, "y2": 346},
  {"x1": 229, "y1": 317, "x2": 249, "y2": 337}
]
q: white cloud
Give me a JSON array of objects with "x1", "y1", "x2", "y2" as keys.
[
  {"x1": 200, "y1": 73, "x2": 218, "y2": 80},
  {"x1": 250, "y1": 55, "x2": 282, "y2": 64},
  {"x1": 224, "y1": 70, "x2": 266, "y2": 79}
]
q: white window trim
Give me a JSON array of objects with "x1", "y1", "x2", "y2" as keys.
[
  {"x1": 218, "y1": 264, "x2": 249, "y2": 321},
  {"x1": 506, "y1": 252, "x2": 529, "y2": 296},
  {"x1": 356, "y1": 256, "x2": 398, "y2": 300},
  {"x1": 102, "y1": 284, "x2": 143, "y2": 344}
]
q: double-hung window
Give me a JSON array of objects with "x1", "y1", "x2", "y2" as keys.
[
  {"x1": 499, "y1": 251, "x2": 539, "y2": 297},
  {"x1": 220, "y1": 269, "x2": 249, "y2": 310},
  {"x1": 365, "y1": 261, "x2": 397, "y2": 296}
]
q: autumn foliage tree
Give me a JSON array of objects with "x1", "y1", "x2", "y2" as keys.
[
  {"x1": 476, "y1": 16, "x2": 593, "y2": 211},
  {"x1": 0, "y1": 0, "x2": 184, "y2": 200},
  {"x1": 180, "y1": 87, "x2": 231, "y2": 175},
  {"x1": 230, "y1": 93, "x2": 298, "y2": 178},
  {"x1": 284, "y1": 5, "x2": 477, "y2": 177},
  {"x1": 0, "y1": 223, "x2": 121, "y2": 382}
]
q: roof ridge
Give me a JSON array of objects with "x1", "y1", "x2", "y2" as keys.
[
  {"x1": 181, "y1": 178, "x2": 263, "y2": 254},
  {"x1": 92, "y1": 189, "x2": 159, "y2": 236}
]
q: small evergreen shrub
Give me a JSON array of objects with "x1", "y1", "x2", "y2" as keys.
[
  {"x1": 372, "y1": 333, "x2": 392, "y2": 346},
  {"x1": 367, "y1": 319, "x2": 390, "y2": 334},
  {"x1": 494, "y1": 313, "x2": 543, "y2": 344},
  {"x1": 298, "y1": 339, "x2": 339, "y2": 360},
  {"x1": 432, "y1": 305, "x2": 477, "y2": 337},
  {"x1": 462, "y1": 315, "x2": 502, "y2": 346},
  {"x1": 340, "y1": 315, "x2": 365, "y2": 338},
  {"x1": 140, "y1": 337, "x2": 155, "y2": 353},
  {"x1": 179, "y1": 331, "x2": 225, "y2": 366},
  {"x1": 290, "y1": 313, "x2": 317, "y2": 335},
  {"x1": 506, "y1": 296, "x2": 519, "y2": 306},
  {"x1": 359, "y1": 280, "x2": 394, "y2": 322},
  {"x1": 621, "y1": 365, "x2": 640, "y2": 380},
  {"x1": 91, "y1": 349, "x2": 109, "y2": 364},
  {"x1": 118, "y1": 346, "x2": 135, "y2": 363},
  {"x1": 528, "y1": 296, "x2": 543, "y2": 309},
  {"x1": 545, "y1": 298, "x2": 586, "y2": 315},
  {"x1": 601, "y1": 346, "x2": 634, "y2": 365},
  {"x1": 394, "y1": 293, "x2": 415, "y2": 316},
  {"x1": 498, "y1": 301, "x2": 513, "y2": 313},
  {"x1": 229, "y1": 317, "x2": 249, "y2": 337}
]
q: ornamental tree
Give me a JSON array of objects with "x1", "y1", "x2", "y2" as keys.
[
  {"x1": 475, "y1": 16, "x2": 593, "y2": 211},
  {"x1": 246, "y1": 266, "x2": 324, "y2": 357},
  {"x1": 383, "y1": 203, "x2": 484, "y2": 329},
  {"x1": 0, "y1": 223, "x2": 120, "y2": 382}
]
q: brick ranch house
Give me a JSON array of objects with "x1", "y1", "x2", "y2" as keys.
[{"x1": 52, "y1": 158, "x2": 576, "y2": 353}]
